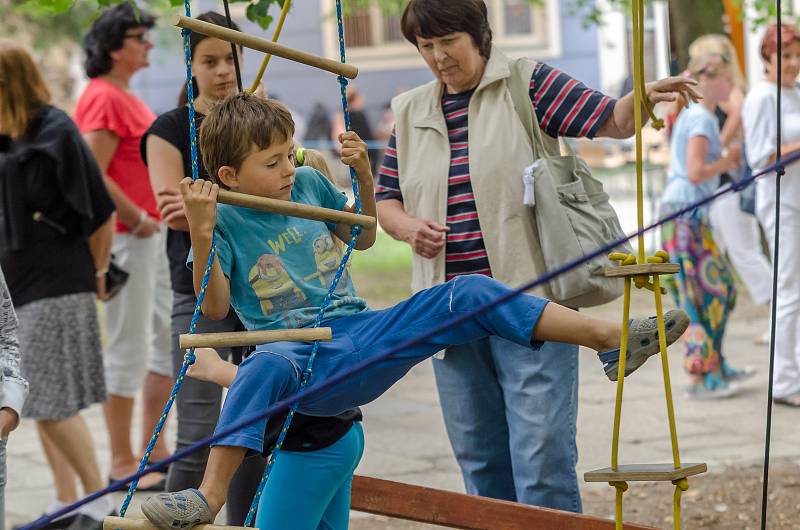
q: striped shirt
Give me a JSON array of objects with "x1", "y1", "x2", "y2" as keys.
[{"x1": 377, "y1": 63, "x2": 616, "y2": 281}]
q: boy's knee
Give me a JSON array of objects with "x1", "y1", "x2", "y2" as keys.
[
  {"x1": 449, "y1": 274, "x2": 502, "y2": 309},
  {"x1": 241, "y1": 351, "x2": 300, "y2": 389}
]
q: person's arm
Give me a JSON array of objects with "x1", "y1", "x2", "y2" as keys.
[
  {"x1": 686, "y1": 135, "x2": 740, "y2": 184},
  {"x1": 334, "y1": 131, "x2": 377, "y2": 250},
  {"x1": 180, "y1": 178, "x2": 231, "y2": 320},
  {"x1": 89, "y1": 216, "x2": 114, "y2": 300},
  {"x1": 0, "y1": 270, "x2": 27, "y2": 438},
  {"x1": 146, "y1": 135, "x2": 190, "y2": 232},
  {"x1": 186, "y1": 347, "x2": 237, "y2": 387},
  {"x1": 83, "y1": 129, "x2": 160, "y2": 237},
  {"x1": 596, "y1": 77, "x2": 702, "y2": 139},
  {"x1": 720, "y1": 88, "x2": 744, "y2": 147},
  {"x1": 377, "y1": 199, "x2": 449, "y2": 259}
]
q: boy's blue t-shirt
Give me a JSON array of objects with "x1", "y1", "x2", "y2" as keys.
[{"x1": 189, "y1": 166, "x2": 367, "y2": 330}]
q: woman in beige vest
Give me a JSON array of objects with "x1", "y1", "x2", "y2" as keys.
[{"x1": 376, "y1": 0, "x2": 698, "y2": 512}]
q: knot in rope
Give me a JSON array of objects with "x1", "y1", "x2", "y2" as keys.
[
  {"x1": 184, "y1": 350, "x2": 196, "y2": 365},
  {"x1": 672, "y1": 478, "x2": 689, "y2": 492},
  {"x1": 608, "y1": 250, "x2": 670, "y2": 293},
  {"x1": 610, "y1": 480, "x2": 629, "y2": 493}
]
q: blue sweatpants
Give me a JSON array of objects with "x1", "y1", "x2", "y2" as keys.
[
  {"x1": 256, "y1": 423, "x2": 364, "y2": 530},
  {"x1": 214, "y1": 275, "x2": 549, "y2": 453}
]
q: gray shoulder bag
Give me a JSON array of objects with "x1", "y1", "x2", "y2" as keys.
[{"x1": 508, "y1": 58, "x2": 632, "y2": 307}]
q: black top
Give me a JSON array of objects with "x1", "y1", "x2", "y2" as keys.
[
  {"x1": 141, "y1": 107, "x2": 203, "y2": 295},
  {"x1": 0, "y1": 106, "x2": 115, "y2": 308},
  {"x1": 142, "y1": 106, "x2": 362, "y2": 452}
]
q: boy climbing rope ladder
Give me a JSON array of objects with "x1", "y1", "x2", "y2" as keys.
[{"x1": 142, "y1": 93, "x2": 689, "y2": 528}]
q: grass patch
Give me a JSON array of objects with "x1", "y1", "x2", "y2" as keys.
[{"x1": 350, "y1": 231, "x2": 413, "y2": 308}]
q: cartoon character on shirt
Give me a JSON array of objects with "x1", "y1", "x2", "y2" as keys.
[
  {"x1": 304, "y1": 233, "x2": 348, "y2": 287},
  {"x1": 248, "y1": 254, "x2": 307, "y2": 315}
]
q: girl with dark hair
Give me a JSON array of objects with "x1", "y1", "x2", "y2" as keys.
[
  {"x1": 0, "y1": 41, "x2": 114, "y2": 530},
  {"x1": 74, "y1": 2, "x2": 172, "y2": 492},
  {"x1": 142, "y1": 12, "x2": 363, "y2": 526}
]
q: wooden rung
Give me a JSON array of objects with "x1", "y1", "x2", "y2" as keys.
[
  {"x1": 180, "y1": 328, "x2": 332, "y2": 349},
  {"x1": 174, "y1": 15, "x2": 358, "y2": 79},
  {"x1": 217, "y1": 189, "x2": 376, "y2": 229},
  {"x1": 604, "y1": 263, "x2": 680, "y2": 278},
  {"x1": 584, "y1": 463, "x2": 707, "y2": 483},
  {"x1": 104, "y1": 516, "x2": 255, "y2": 530},
  {"x1": 351, "y1": 475, "x2": 657, "y2": 529}
]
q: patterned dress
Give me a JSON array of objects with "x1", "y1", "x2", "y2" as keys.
[{"x1": 661, "y1": 212, "x2": 736, "y2": 375}]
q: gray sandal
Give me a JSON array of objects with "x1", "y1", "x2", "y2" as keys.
[
  {"x1": 599, "y1": 309, "x2": 690, "y2": 381},
  {"x1": 141, "y1": 488, "x2": 213, "y2": 530}
]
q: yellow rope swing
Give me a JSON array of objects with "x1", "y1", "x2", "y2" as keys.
[{"x1": 583, "y1": 1, "x2": 707, "y2": 529}]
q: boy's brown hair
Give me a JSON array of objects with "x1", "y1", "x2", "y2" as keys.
[{"x1": 200, "y1": 92, "x2": 295, "y2": 187}]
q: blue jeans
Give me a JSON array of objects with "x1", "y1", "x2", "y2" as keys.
[
  {"x1": 433, "y1": 337, "x2": 581, "y2": 512},
  {"x1": 214, "y1": 275, "x2": 549, "y2": 452},
  {"x1": 256, "y1": 423, "x2": 364, "y2": 530}
]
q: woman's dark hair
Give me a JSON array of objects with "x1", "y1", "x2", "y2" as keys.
[
  {"x1": 401, "y1": 0, "x2": 493, "y2": 59},
  {"x1": 177, "y1": 11, "x2": 242, "y2": 106},
  {"x1": 83, "y1": 2, "x2": 155, "y2": 78}
]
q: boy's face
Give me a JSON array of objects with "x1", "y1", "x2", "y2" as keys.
[{"x1": 219, "y1": 136, "x2": 296, "y2": 200}]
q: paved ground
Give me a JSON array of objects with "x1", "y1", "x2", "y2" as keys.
[{"x1": 8, "y1": 285, "x2": 798, "y2": 529}]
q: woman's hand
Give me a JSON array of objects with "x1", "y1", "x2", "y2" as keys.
[
  {"x1": 96, "y1": 273, "x2": 110, "y2": 301},
  {"x1": 339, "y1": 131, "x2": 372, "y2": 185},
  {"x1": 645, "y1": 76, "x2": 702, "y2": 106},
  {"x1": 180, "y1": 178, "x2": 218, "y2": 240},
  {"x1": 0, "y1": 408, "x2": 19, "y2": 438},
  {"x1": 723, "y1": 143, "x2": 743, "y2": 171},
  {"x1": 156, "y1": 188, "x2": 188, "y2": 228},
  {"x1": 131, "y1": 215, "x2": 160, "y2": 238},
  {"x1": 404, "y1": 218, "x2": 449, "y2": 259}
]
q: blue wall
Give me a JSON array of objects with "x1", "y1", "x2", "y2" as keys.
[{"x1": 132, "y1": 1, "x2": 602, "y2": 126}]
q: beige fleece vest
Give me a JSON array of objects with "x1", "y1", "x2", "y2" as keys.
[{"x1": 391, "y1": 48, "x2": 558, "y2": 295}]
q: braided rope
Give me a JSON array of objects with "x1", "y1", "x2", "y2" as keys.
[{"x1": 244, "y1": 0, "x2": 360, "y2": 524}]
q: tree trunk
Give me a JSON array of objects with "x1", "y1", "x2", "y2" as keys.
[{"x1": 668, "y1": 0, "x2": 726, "y2": 70}]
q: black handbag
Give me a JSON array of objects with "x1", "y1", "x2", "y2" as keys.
[{"x1": 104, "y1": 256, "x2": 129, "y2": 300}]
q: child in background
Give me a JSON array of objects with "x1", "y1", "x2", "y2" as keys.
[{"x1": 142, "y1": 93, "x2": 689, "y2": 528}]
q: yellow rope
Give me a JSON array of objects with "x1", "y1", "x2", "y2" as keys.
[
  {"x1": 605, "y1": 2, "x2": 689, "y2": 529},
  {"x1": 248, "y1": 0, "x2": 293, "y2": 93}
]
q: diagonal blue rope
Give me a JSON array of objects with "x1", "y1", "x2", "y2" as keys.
[
  {"x1": 18, "y1": 147, "x2": 800, "y2": 530},
  {"x1": 118, "y1": 0, "x2": 215, "y2": 517},
  {"x1": 243, "y1": 0, "x2": 361, "y2": 524}
]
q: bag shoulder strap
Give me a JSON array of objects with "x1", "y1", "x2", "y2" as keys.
[{"x1": 508, "y1": 58, "x2": 559, "y2": 159}]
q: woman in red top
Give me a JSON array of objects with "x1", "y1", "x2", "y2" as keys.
[{"x1": 74, "y1": 3, "x2": 172, "y2": 492}]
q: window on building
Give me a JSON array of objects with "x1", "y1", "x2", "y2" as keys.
[{"x1": 323, "y1": 0, "x2": 561, "y2": 71}]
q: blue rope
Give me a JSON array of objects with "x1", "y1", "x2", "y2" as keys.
[
  {"x1": 20, "y1": 148, "x2": 800, "y2": 530},
  {"x1": 243, "y1": 0, "x2": 360, "y2": 524},
  {"x1": 118, "y1": 0, "x2": 214, "y2": 517}
]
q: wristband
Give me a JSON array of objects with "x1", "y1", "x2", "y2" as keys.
[
  {"x1": 95, "y1": 269, "x2": 109, "y2": 278},
  {"x1": 131, "y1": 211, "x2": 148, "y2": 234}
]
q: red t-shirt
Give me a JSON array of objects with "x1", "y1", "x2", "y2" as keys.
[{"x1": 74, "y1": 77, "x2": 158, "y2": 233}]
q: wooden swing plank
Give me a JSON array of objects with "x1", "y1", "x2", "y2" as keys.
[
  {"x1": 584, "y1": 463, "x2": 707, "y2": 483},
  {"x1": 604, "y1": 263, "x2": 680, "y2": 278},
  {"x1": 104, "y1": 516, "x2": 254, "y2": 530},
  {"x1": 350, "y1": 475, "x2": 656, "y2": 529},
  {"x1": 179, "y1": 328, "x2": 332, "y2": 349},
  {"x1": 173, "y1": 15, "x2": 358, "y2": 79},
  {"x1": 217, "y1": 189, "x2": 376, "y2": 229}
]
